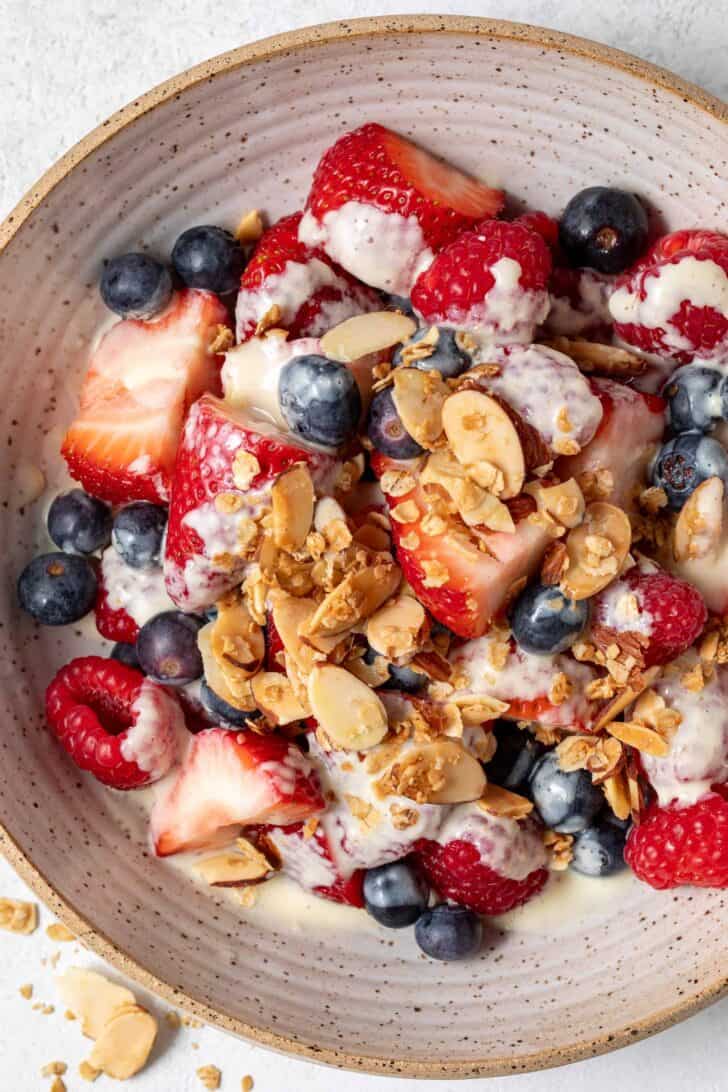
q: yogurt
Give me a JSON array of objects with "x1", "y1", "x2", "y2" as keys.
[{"x1": 101, "y1": 546, "x2": 174, "y2": 627}]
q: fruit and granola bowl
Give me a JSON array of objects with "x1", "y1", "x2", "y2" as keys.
[{"x1": 3, "y1": 18, "x2": 728, "y2": 1076}]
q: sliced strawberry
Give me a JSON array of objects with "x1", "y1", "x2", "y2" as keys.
[
  {"x1": 372, "y1": 453, "x2": 550, "y2": 639},
  {"x1": 151, "y1": 728, "x2": 324, "y2": 856},
  {"x1": 163, "y1": 393, "x2": 338, "y2": 611},
  {"x1": 62, "y1": 290, "x2": 229, "y2": 504},
  {"x1": 235, "y1": 212, "x2": 380, "y2": 342},
  {"x1": 556, "y1": 377, "x2": 666, "y2": 509},
  {"x1": 255, "y1": 821, "x2": 365, "y2": 908},
  {"x1": 299, "y1": 123, "x2": 504, "y2": 293}
]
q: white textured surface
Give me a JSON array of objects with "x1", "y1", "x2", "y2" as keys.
[{"x1": 0, "y1": 3, "x2": 727, "y2": 1090}]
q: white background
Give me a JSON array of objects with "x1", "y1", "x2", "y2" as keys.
[{"x1": 1, "y1": 2, "x2": 727, "y2": 1089}]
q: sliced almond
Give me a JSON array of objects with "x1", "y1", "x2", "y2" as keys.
[
  {"x1": 87, "y1": 1004, "x2": 157, "y2": 1080},
  {"x1": 602, "y1": 770, "x2": 632, "y2": 821},
  {"x1": 560, "y1": 502, "x2": 631, "y2": 600},
  {"x1": 347, "y1": 650, "x2": 392, "y2": 687},
  {"x1": 527, "y1": 477, "x2": 585, "y2": 530},
  {"x1": 450, "y1": 694, "x2": 510, "y2": 724},
  {"x1": 421, "y1": 450, "x2": 515, "y2": 531},
  {"x1": 306, "y1": 555, "x2": 401, "y2": 637},
  {"x1": 542, "y1": 337, "x2": 646, "y2": 377},
  {"x1": 376, "y1": 738, "x2": 486, "y2": 804},
  {"x1": 391, "y1": 367, "x2": 449, "y2": 449},
  {"x1": 252, "y1": 670, "x2": 310, "y2": 723},
  {"x1": 211, "y1": 597, "x2": 265, "y2": 692},
  {"x1": 198, "y1": 623, "x2": 256, "y2": 712},
  {"x1": 308, "y1": 665, "x2": 388, "y2": 750},
  {"x1": 0, "y1": 897, "x2": 37, "y2": 935},
  {"x1": 476, "y1": 784, "x2": 533, "y2": 819},
  {"x1": 442, "y1": 389, "x2": 525, "y2": 498},
  {"x1": 271, "y1": 464, "x2": 314, "y2": 551},
  {"x1": 366, "y1": 595, "x2": 426, "y2": 660},
  {"x1": 673, "y1": 476, "x2": 724, "y2": 561},
  {"x1": 194, "y1": 841, "x2": 274, "y2": 886},
  {"x1": 269, "y1": 592, "x2": 320, "y2": 675},
  {"x1": 606, "y1": 720, "x2": 672, "y2": 757},
  {"x1": 56, "y1": 969, "x2": 136, "y2": 1040},
  {"x1": 320, "y1": 311, "x2": 416, "y2": 362}
]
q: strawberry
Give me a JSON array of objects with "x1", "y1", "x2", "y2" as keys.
[
  {"x1": 414, "y1": 804, "x2": 548, "y2": 914},
  {"x1": 372, "y1": 453, "x2": 550, "y2": 639},
  {"x1": 62, "y1": 290, "x2": 229, "y2": 504},
  {"x1": 592, "y1": 562, "x2": 707, "y2": 668},
  {"x1": 163, "y1": 393, "x2": 338, "y2": 611},
  {"x1": 299, "y1": 122, "x2": 504, "y2": 294},
  {"x1": 556, "y1": 377, "x2": 666, "y2": 509},
  {"x1": 255, "y1": 821, "x2": 365, "y2": 908},
  {"x1": 410, "y1": 219, "x2": 552, "y2": 343},
  {"x1": 625, "y1": 789, "x2": 728, "y2": 889},
  {"x1": 235, "y1": 212, "x2": 380, "y2": 343},
  {"x1": 45, "y1": 656, "x2": 184, "y2": 789},
  {"x1": 94, "y1": 576, "x2": 139, "y2": 644},
  {"x1": 609, "y1": 229, "x2": 728, "y2": 363},
  {"x1": 151, "y1": 727, "x2": 324, "y2": 856}
]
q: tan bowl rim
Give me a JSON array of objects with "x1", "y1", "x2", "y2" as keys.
[{"x1": 1, "y1": 15, "x2": 727, "y2": 1077}]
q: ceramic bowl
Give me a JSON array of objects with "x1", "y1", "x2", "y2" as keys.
[{"x1": 1, "y1": 16, "x2": 727, "y2": 1079}]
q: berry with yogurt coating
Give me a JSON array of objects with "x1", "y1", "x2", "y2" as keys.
[
  {"x1": 414, "y1": 905, "x2": 483, "y2": 962},
  {"x1": 235, "y1": 212, "x2": 380, "y2": 342},
  {"x1": 625, "y1": 789, "x2": 728, "y2": 889},
  {"x1": 172, "y1": 225, "x2": 245, "y2": 295},
  {"x1": 529, "y1": 752, "x2": 604, "y2": 834},
  {"x1": 18, "y1": 552, "x2": 97, "y2": 626},
  {"x1": 112, "y1": 502, "x2": 167, "y2": 570},
  {"x1": 136, "y1": 611, "x2": 204, "y2": 686},
  {"x1": 278, "y1": 354, "x2": 361, "y2": 449},
  {"x1": 366, "y1": 388, "x2": 424, "y2": 460},
  {"x1": 558, "y1": 187, "x2": 648, "y2": 274},
  {"x1": 651, "y1": 432, "x2": 728, "y2": 509},
  {"x1": 411, "y1": 219, "x2": 552, "y2": 346},
  {"x1": 610, "y1": 229, "x2": 728, "y2": 363},
  {"x1": 570, "y1": 816, "x2": 629, "y2": 877},
  {"x1": 299, "y1": 122, "x2": 504, "y2": 295},
  {"x1": 363, "y1": 860, "x2": 429, "y2": 928},
  {"x1": 100, "y1": 253, "x2": 173, "y2": 319},
  {"x1": 509, "y1": 583, "x2": 589, "y2": 656},
  {"x1": 257, "y1": 821, "x2": 365, "y2": 907},
  {"x1": 47, "y1": 489, "x2": 112, "y2": 556},
  {"x1": 391, "y1": 326, "x2": 472, "y2": 378},
  {"x1": 663, "y1": 364, "x2": 724, "y2": 434}
]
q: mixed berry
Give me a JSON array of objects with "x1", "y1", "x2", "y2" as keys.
[{"x1": 16, "y1": 121, "x2": 728, "y2": 962}]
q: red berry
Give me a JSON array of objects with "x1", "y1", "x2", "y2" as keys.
[
  {"x1": 516, "y1": 210, "x2": 560, "y2": 249},
  {"x1": 94, "y1": 572, "x2": 139, "y2": 644},
  {"x1": 255, "y1": 822, "x2": 365, "y2": 908},
  {"x1": 45, "y1": 656, "x2": 184, "y2": 789},
  {"x1": 625, "y1": 791, "x2": 728, "y2": 889},
  {"x1": 415, "y1": 837, "x2": 547, "y2": 915}
]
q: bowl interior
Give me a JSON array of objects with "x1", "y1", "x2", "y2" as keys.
[{"x1": 1, "y1": 19, "x2": 727, "y2": 1078}]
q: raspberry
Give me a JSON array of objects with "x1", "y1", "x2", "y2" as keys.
[
  {"x1": 415, "y1": 837, "x2": 547, "y2": 915},
  {"x1": 625, "y1": 791, "x2": 728, "y2": 889},
  {"x1": 515, "y1": 210, "x2": 560, "y2": 249},
  {"x1": 94, "y1": 575, "x2": 139, "y2": 644}
]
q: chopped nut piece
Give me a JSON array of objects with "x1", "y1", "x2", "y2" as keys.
[
  {"x1": 639, "y1": 485, "x2": 668, "y2": 514},
  {"x1": 0, "y1": 897, "x2": 37, "y2": 934},
  {"x1": 321, "y1": 310, "x2": 416, "y2": 362},
  {"x1": 421, "y1": 450, "x2": 514, "y2": 530},
  {"x1": 50, "y1": 1078, "x2": 66, "y2": 1092},
  {"x1": 78, "y1": 1061, "x2": 101, "y2": 1082},
  {"x1": 242, "y1": 1078, "x2": 255, "y2": 1092},
  {"x1": 255, "y1": 303, "x2": 282, "y2": 336},
  {"x1": 344, "y1": 793, "x2": 381, "y2": 831},
  {"x1": 673, "y1": 476, "x2": 724, "y2": 561},
  {"x1": 197, "y1": 1065, "x2": 222, "y2": 1090},
  {"x1": 271, "y1": 464, "x2": 314, "y2": 551},
  {"x1": 308, "y1": 665, "x2": 388, "y2": 750},
  {"x1": 476, "y1": 784, "x2": 533, "y2": 819},
  {"x1": 577, "y1": 468, "x2": 615, "y2": 502},
  {"x1": 560, "y1": 502, "x2": 631, "y2": 600},
  {"x1": 390, "y1": 499, "x2": 420, "y2": 524},
  {"x1": 442, "y1": 389, "x2": 525, "y2": 498},
  {"x1": 19, "y1": 983, "x2": 33, "y2": 999},
  {"x1": 232, "y1": 449, "x2": 261, "y2": 490},
  {"x1": 543, "y1": 829, "x2": 574, "y2": 870},
  {"x1": 680, "y1": 662, "x2": 706, "y2": 692},
  {"x1": 235, "y1": 208, "x2": 264, "y2": 243},
  {"x1": 548, "y1": 672, "x2": 573, "y2": 706},
  {"x1": 380, "y1": 468, "x2": 417, "y2": 498},
  {"x1": 553, "y1": 437, "x2": 581, "y2": 456},
  {"x1": 252, "y1": 670, "x2": 309, "y2": 723},
  {"x1": 389, "y1": 803, "x2": 420, "y2": 830},
  {"x1": 46, "y1": 922, "x2": 75, "y2": 942},
  {"x1": 41, "y1": 1061, "x2": 68, "y2": 1077},
  {"x1": 208, "y1": 324, "x2": 235, "y2": 354},
  {"x1": 541, "y1": 540, "x2": 569, "y2": 585},
  {"x1": 420, "y1": 559, "x2": 450, "y2": 588}
]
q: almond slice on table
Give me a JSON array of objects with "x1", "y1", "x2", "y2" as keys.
[
  {"x1": 211, "y1": 596, "x2": 265, "y2": 692},
  {"x1": 308, "y1": 664, "x2": 388, "y2": 750},
  {"x1": 0, "y1": 897, "x2": 37, "y2": 934},
  {"x1": 252, "y1": 670, "x2": 310, "y2": 723},
  {"x1": 320, "y1": 311, "x2": 416, "y2": 362},
  {"x1": 366, "y1": 595, "x2": 427, "y2": 660},
  {"x1": 271, "y1": 464, "x2": 314, "y2": 551},
  {"x1": 441, "y1": 389, "x2": 525, "y2": 498},
  {"x1": 673, "y1": 476, "x2": 724, "y2": 561},
  {"x1": 306, "y1": 555, "x2": 401, "y2": 637},
  {"x1": 391, "y1": 367, "x2": 449, "y2": 449},
  {"x1": 376, "y1": 738, "x2": 486, "y2": 804},
  {"x1": 87, "y1": 1004, "x2": 158, "y2": 1080},
  {"x1": 56, "y1": 968, "x2": 137, "y2": 1040},
  {"x1": 559, "y1": 502, "x2": 631, "y2": 600}
]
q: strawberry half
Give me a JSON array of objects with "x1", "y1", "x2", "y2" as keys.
[
  {"x1": 556, "y1": 377, "x2": 665, "y2": 510},
  {"x1": 151, "y1": 727, "x2": 324, "y2": 856},
  {"x1": 235, "y1": 212, "x2": 380, "y2": 343},
  {"x1": 299, "y1": 122, "x2": 504, "y2": 294},
  {"x1": 372, "y1": 453, "x2": 550, "y2": 639},
  {"x1": 163, "y1": 392, "x2": 338, "y2": 611},
  {"x1": 255, "y1": 821, "x2": 365, "y2": 908},
  {"x1": 62, "y1": 290, "x2": 229, "y2": 504}
]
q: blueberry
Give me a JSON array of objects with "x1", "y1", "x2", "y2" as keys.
[
  {"x1": 17, "y1": 552, "x2": 97, "y2": 626},
  {"x1": 100, "y1": 253, "x2": 173, "y2": 318},
  {"x1": 111, "y1": 642, "x2": 141, "y2": 671},
  {"x1": 363, "y1": 860, "x2": 429, "y2": 928},
  {"x1": 386, "y1": 662, "x2": 429, "y2": 693},
  {"x1": 171, "y1": 225, "x2": 245, "y2": 294},
  {"x1": 278, "y1": 354, "x2": 362, "y2": 449},
  {"x1": 663, "y1": 365, "x2": 723, "y2": 433},
  {"x1": 366, "y1": 388, "x2": 424, "y2": 459},
  {"x1": 112, "y1": 502, "x2": 167, "y2": 569},
  {"x1": 384, "y1": 293, "x2": 416, "y2": 319},
  {"x1": 559, "y1": 187, "x2": 649, "y2": 274},
  {"x1": 200, "y1": 679, "x2": 250, "y2": 727},
  {"x1": 414, "y1": 904, "x2": 483, "y2": 961},
  {"x1": 529, "y1": 751, "x2": 604, "y2": 834},
  {"x1": 392, "y1": 327, "x2": 472, "y2": 379},
  {"x1": 486, "y1": 722, "x2": 545, "y2": 792},
  {"x1": 47, "y1": 489, "x2": 112, "y2": 555},
  {"x1": 509, "y1": 583, "x2": 589, "y2": 655},
  {"x1": 570, "y1": 816, "x2": 629, "y2": 877},
  {"x1": 136, "y1": 611, "x2": 204, "y2": 685},
  {"x1": 651, "y1": 432, "x2": 728, "y2": 509}
]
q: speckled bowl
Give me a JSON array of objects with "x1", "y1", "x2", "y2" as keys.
[{"x1": 1, "y1": 16, "x2": 727, "y2": 1079}]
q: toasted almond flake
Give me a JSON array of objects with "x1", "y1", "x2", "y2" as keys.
[
  {"x1": 306, "y1": 557, "x2": 401, "y2": 636},
  {"x1": 421, "y1": 450, "x2": 514, "y2": 531},
  {"x1": 529, "y1": 477, "x2": 585, "y2": 530},
  {"x1": 548, "y1": 672, "x2": 573, "y2": 706},
  {"x1": 242, "y1": 1078, "x2": 255, "y2": 1092},
  {"x1": 391, "y1": 367, "x2": 449, "y2": 449},
  {"x1": 680, "y1": 662, "x2": 706, "y2": 692},
  {"x1": 50, "y1": 1079, "x2": 66, "y2": 1092},
  {"x1": 78, "y1": 1061, "x2": 101, "y2": 1082},
  {"x1": 560, "y1": 502, "x2": 631, "y2": 600},
  {"x1": 390, "y1": 499, "x2": 420, "y2": 524},
  {"x1": 344, "y1": 793, "x2": 382, "y2": 831},
  {"x1": 56, "y1": 968, "x2": 138, "y2": 1040},
  {"x1": 232, "y1": 449, "x2": 261, "y2": 490},
  {"x1": 271, "y1": 464, "x2": 314, "y2": 551},
  {"x1": 255, "y1": 303, "x2": 282, "y2": 336},
  {"x1": 451, "y1": 694, "x2": 510, "y2": 725},
  {"x1": 476, "y1": 784, "x2": 533, "y2": 819},
  {"x1": 87, "y1": 1005, "x2": 158, "y2": 1080},
  {"x1": 367, "y1": 595, "x2": 426, "y2": 660},
  {"x1": 196, "y1": 1064, "x2": 222, "y2": 1090},
  {"x1": 252, "y1": 670, "x2": 309, "y2": 723},
  {"x1": 602, "y1": 770, "x2": 632, "y2": 820},
  {"x1": 308, "y1": 665, "x2": 388, "y2": 750},
  {"x1": 639, "y1": 485, "x2": 668, "y2": 514},
  {"x1": 0, "y1": 897, "x2": 37, "y2": 934},
  {"x1": 542, "y1": 829, "x2": 574, "y2": 870},
  {"x1": 673, "y1": 476, "x2": 724, "y2": 561},
  {"x1": 380, "y1": 468, "x2": 417, "y2": 498},
  {"x1": 442, "y1": 389, "x2": 525, "y2": 498},
  {"x1": 19, "y1": 983, "x2": 33, "y2": 999},
  {"x1": 543, "y1": 336, "x2": 646, "y2": 376},
  {"x1": 389, "y1": 803, "x2": 420, "y2": 830},
  {"x1": 198, "y1": 622, "x2": 256, "y2": 712},
  {"x1": 211, "y1": 596, "x2": 265, "y2": 692},
  {"x1": 46, "y1": 922, "x2": 76, "y2": 943},
  {"x1": 591, "y1": 665, "x2": 661, "y2": 729},
  {"x1": 235, "y1": 208, "x2": 264, "y2": 243},
  {"x1": 321, "y1": 310, "x2": 416, "y2": 362},
  {"x1": 376, "y1": 738, "x2": 485, "y2": 804},
  {"x1": 194, "y1": 840, "x2": 274, "y2": 886},
  {"x1": 606, "y1": 720, "x2": 671, "y2": 757}
]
